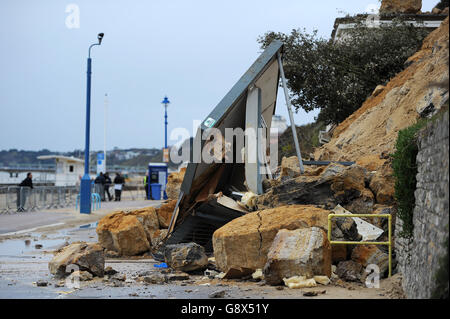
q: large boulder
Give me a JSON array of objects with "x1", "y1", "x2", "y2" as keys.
[
  {"x1": 369, "y1": 164, "x2": 395, "y2": 205},
  {"x1": 164, "y1": 242, "x2": 208, "y2": 272},
  {"x1": 264, "y1": 228, "x2": 332, "y2": 285},
  {"x1": 96, "y1": 207, "x2": 159, "y2": 256},
  {"x1": 49, "y1": 242, "x2": 105, "y2": 278},
  {"x1": 212, "y1": 205, "x2": 330, "y2": 273},
  {"x1": 156, "y1": 200, "x2": 176, "y2": 228},
  {"x1": 279, "y1": 156, "x2": 302, "y2": 179},
  {"x1": 380, "y1": 0, "x2": 422, "y2": 14},
  {"x1": 166, "y1": 168, "x2": 186, "y2": 200}
]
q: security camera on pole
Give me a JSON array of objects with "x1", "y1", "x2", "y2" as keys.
[{"x1": 80, "y1": 33, "x2": 104, "y2": 214}]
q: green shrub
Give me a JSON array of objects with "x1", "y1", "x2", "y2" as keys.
[{"x1": 391, "y1": 120, "x2": 427, "y2": 238}]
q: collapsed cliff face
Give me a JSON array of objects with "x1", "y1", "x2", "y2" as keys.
[{"x1": 314, "y1": 17, "x2": 449, "y2": 171}]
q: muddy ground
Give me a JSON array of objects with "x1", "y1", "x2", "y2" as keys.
[{"x1": 0, "y1": 202, "x2": 404, "y2": 299}]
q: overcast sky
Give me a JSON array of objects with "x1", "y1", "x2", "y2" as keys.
[{"x1": 0, "y1": 0, "x2": 439, "y2": 152}]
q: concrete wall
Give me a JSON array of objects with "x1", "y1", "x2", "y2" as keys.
[{"x1": 395, "y1": 110, "x2": 449, "y2": 299}]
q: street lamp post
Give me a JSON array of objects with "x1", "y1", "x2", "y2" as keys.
[
  {"x1": 162, "y1": 96, "x2": 170, "y2": 150},
  {"x1": 161, "y1": 96, "x2": 170, "y2": 200},
  {"x1": 80, "y1": 33, "x2": 104, "y2": 214}
]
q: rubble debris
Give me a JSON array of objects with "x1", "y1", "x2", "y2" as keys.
[
  {"x1": 105, "y1": 250, "x2": 120, "y2": 258},
  {"x1": 303, "y1": 290, "x2": 326, "y2": 297},
  {"x1": 104, "y1": 266, "x2": 117, "y2": 276},
  {"x1": 252, "y1": 269, "x2": 264, "y2": 281},
  {"x1": 209, "y1": 290, "x2": 227, "y2": 298},
  {"x1": 314, "y1": 276, "x2": 331, "y2": 285},
  {"x1": 222, "y1": 267, "x2": 254, "y2": 279},
  {"x1": 68, "y1": 270, "x2": 93, "y2": 282},
  {"x1": 332, "y1": 205, "x2": 384, "y2": 241},
  {"x1": 166, "y1": 168, "x2": 186, "y2": 200},
  {"x1": 150, "y1": 229, "x2": 168, "y2": 247},
  {"x1": 213, "y1": 205, "x2": 330, "y2": 273},
  {"x1": 351, "y1": 245, "x2": 389, "y2": 278},
  {"x1": 156, "y1": 200, "x2": 177, "y2": 228},
  {"x1": 49, "y1": 242, "x2": 105, "y2": 278},
  {"x1": 143, "y1": 273, "x2": 167, "y2": 284},
  {"x1": 264, "y1": 228, "x2": 331, "y2": 285},
  {"x1": 204, "y1": 269, "x2": 219, "y2": 279},
  {"x1": 380, "y1": 0, "x2": 422, "y2": 14},
  {"x1": 256, "y1": 164, "x2": 372, "y2": 210},
  {"x1": 36, "y1": 280, "x2": 48, "y2": 287},
  {"x1": 283, "y1": 276, "x2": 317, "y2": 289},
  {"x1": 336, "y1": 260, "x2": 363, "y2": 282},
  {"x1": 96, "y1": 207, "x2": 159, "y2": 256},
  {"x1": 164, "y1": 242, "x2": 208, "y2": 272},
  {"x1": 166, "y1": 272, "x2": 190, "y2": 281}
]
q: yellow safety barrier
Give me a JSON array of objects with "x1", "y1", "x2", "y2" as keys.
[{"x1": 327, "y1": 213, "x2": 392, "y2": 277}]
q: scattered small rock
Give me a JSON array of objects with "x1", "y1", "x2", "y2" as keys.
[
  {"x1": 35, "y1": 244, "x2": 43, "y2": 249},
  {"x1": 209, "y1": 290, "x2": 226, "y2": 298},
  {"x1": 104, "y1": 266, "x2": 118, "y2": 276},
  {"x1": 36, "y1": 280, "x2": 48, "y2": 287}
]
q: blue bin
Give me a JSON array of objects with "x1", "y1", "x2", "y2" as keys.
[{"x1": 151, "y1": 183, "x2": 162, "y2": 200}]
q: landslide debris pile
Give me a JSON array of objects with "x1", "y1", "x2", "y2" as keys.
[
  {"x1": 54, "y1": 16, "x2": 448, "y2": 291},
  {"x1": 314, "y1": 16, "x2": 449, "y2": 171}
]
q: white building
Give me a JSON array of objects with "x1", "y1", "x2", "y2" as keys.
[{"x1": 37, "y1": 155, "x2": 84, "y2": 186}]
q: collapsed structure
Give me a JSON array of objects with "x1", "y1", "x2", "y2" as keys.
[{"x1": 163, "y1": 40, "x2": 286, "y2": 252}]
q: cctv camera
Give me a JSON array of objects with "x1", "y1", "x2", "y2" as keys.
[{"x1": 98, "y1": 33, "x2": 104, "y2": 44}]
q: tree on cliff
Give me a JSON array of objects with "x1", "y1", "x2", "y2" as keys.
[{"x1": 258, "y1": 19, "x2": 430, "y2": 124}]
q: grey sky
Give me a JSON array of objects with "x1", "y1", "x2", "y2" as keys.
[{"x1": 0, "y1": 0, "x2": 438, "y2": 152}]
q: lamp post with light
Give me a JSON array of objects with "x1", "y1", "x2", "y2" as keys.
[{"x1": 80, "y1": 33, "x2": 104, "y2": 214}]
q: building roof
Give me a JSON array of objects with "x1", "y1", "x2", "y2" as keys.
[
  {"x1": 331, "y1": 13, "x2": 448, "y2": 41},
  {"x1": 37, "y1": 155, "x2": 84, "y2": 164}
]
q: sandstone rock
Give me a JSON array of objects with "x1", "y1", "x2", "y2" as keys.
[
  {"x1": 372, "y1": 85, "x2": 385, "y2": 97},
  {"x1": 264, "y1": 228, "x2": 331, "y2": 285},
  {"x1": 351, "y1": 245, "x2": 389, "y2": 277},
  {"x1": 344, "y1": 188, "x2": 375, "y2": 215},
  {"x1": 156, "y1": 200, "x2": 176, "y2": 228},
  {"x1": 49, "y1": 242, "x2": 105, "y2": 278},
  {"x1": 283, "y1": 276, "x2": 317, "y2": 289},
  {"x1": 150, "y1": 228, "x2": 168, "y2": 247},
  {"x1": 369, "y1": 164, "x2": 395, "y2": 205},
  {"x1": 166, "y1": 168, "x2": 186, "y2": 200},
  {"x1": 380, "y1": 0, "x2": 422, "y2": 14},
  {"x1": 280, "y1": 156, "x2": 302, "y2": 179},
  {"x1": 314, "y1": 275, "x2": 331, "y2": 285},
  {"x1": 96, "y1": 207, "x2": 159, "y2": 256},
  {"x1": 336, "y1": 260, "x2": 363, "y2": 282},
  {"x1": 213, "y1": 205, "x2": 330, "y2": 273},
  {"x1": 330, "y1": 165, "x2": 368, "y2": 204},
  {"x1": 164, "y1": 242, "x2": 208, "y2": 272},
  {"x1": 222, "y1": 267, "x2": 254, "y2": 279}
]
